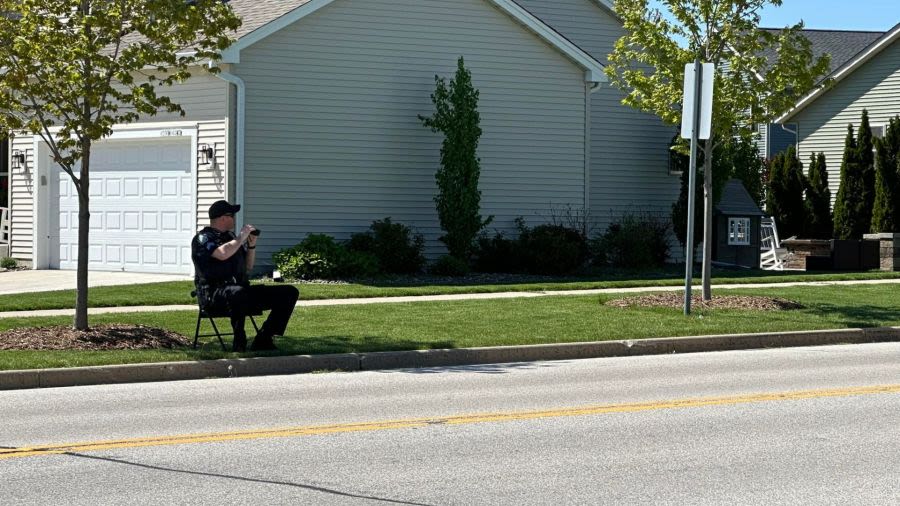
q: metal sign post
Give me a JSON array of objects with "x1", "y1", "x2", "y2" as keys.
[{"x1": 680, "y1": 60, "x2": 714, "y2": 315}]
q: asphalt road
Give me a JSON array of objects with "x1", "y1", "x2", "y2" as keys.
[{"x1": 2, "y1": 343, "x2": 900, "y2": 505}]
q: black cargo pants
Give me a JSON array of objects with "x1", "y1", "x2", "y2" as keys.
[{"x1": 210, "y1": 284, "x2": 300, "y2": 341}]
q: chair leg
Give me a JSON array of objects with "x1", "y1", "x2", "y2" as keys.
[
  {"x1": 208, "y1": 318, "x2": 227, "y2": 352},
  {"x1": 193, "y1": 312, "x2": 203, "y2": 349}
]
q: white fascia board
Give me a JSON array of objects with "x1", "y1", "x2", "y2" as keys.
[
  {"x1": 776, "y1": 23, "x2": 900, "y2": 123},
  {"x1": 488, "y1": 0, "x2": 606, "y2": 82},
  {"x1": 219, "y1": 0, "x2": 607, "y2": 83}
]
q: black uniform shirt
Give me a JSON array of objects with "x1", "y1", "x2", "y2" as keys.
[{"x1": 191, "y1": 227, "x2": 248, "y2": 288}]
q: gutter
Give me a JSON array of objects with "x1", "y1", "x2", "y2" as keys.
[{"x1": 211, "y1": 63, "x2": 247, "y2": 230}]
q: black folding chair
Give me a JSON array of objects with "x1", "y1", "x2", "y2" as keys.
[{"x1": 191, "y1": 291, "x2": 260, "y2": 351}]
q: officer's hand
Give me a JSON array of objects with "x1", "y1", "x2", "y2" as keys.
[{"x1": 239, "y1": 224, "x2": 256, "y2": 243}]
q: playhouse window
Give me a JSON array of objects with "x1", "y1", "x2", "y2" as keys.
[{"x1": 728, "y1": 218, "x2": 751, "y2": 246}]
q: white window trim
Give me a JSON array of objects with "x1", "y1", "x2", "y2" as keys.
[{"x1": 728, "y1": 217, "x2": 751, "y2": 246}]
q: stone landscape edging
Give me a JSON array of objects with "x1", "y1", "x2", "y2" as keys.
[{"x1": 2, "y1": 326, "x2": 899, "y2": 390}]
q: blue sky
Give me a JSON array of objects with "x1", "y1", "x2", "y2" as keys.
[
  {"x1": 757, "y1": 0, "x2": 898, "y2": 31},
  {"x1": 649, "y1": 1, "x2": 898, "y2": 32}
]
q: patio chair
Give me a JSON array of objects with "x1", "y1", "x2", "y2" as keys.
[
  {"x1": 191, "y1": 290, "x2": 260, "y2": 351},
  {"x1": 760, "y1": 216, "x2": 785, "y2": 270}
]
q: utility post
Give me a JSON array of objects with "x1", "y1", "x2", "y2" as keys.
[{"x1": 680, "y1": 60, "x2": 714, "y2": 315}]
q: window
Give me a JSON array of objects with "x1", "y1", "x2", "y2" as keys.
[{"x1": 728, "y1": 217, "x2": 751, "y2": 246}]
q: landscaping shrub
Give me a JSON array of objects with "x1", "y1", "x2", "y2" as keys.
[
  {"x1": 273, "y1": 234, "x2": 378, "y2": 280},
  {"x1": 872, "y1": 116, "x2": 900, "y2": 233},
  {"x1": 805, "y1": 152, "x2": 832, "y2": 239},
  {"x1": 766, "y1": 145, "x2": 806, "y2": 239},
  {"x1": 1, "y1": 257, "x2": 16, "y2": 269},
  {"x1": 591, "y1": 213, "x2": 670, "y2": 268},
  {"x1": 429, "y1": 254, "x2": 470, "y2": 277},
  {"x1": 516, "y1": 219, "x2": 588, "y2": 275},
  {"x1": 348, "y1": 218, "x2": 425, "y2": 274},
  {"x1": 472, "y1": 231, "x2": 522, "y2": 273},
  {"x1": 419, "y1": 56, "x2": 492, "y2": 260},
  {"x1": 834, "y1": 110, "x2": 881, "y2": 239}
]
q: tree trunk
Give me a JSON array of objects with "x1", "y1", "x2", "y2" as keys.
[
  {"x1": 74, "y1": 144, "x2": 90, "y2": 330},
  {"x1": 702, "y1": 140, "x2": 713, "y2": 301}
]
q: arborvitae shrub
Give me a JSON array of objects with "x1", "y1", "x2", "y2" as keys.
[{"x1": 804, "y1": 152, "x2": 832, "y2": 239}]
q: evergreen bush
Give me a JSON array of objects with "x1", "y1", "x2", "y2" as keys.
[
  {"x1": 348, "y1": 218, "x2": 425, "y2": 274},
  {"x1": 429, "y1": 254, "x2": 471, "y2": 277},
  {"x1": 857, "y1": 109, "x2": 876, "y2": 233},
  {"x1": 516, "y1": 219, "x2": 588, "y2": 275},
  {"x1": 804, "y1": 152, "x2": 832, "y2": 239},
  {"x1": 833, "y1": 123, "x2": 866, "y2": 239},
  {"x1": 419, "y1": 56, "x2": 492, "y2": 260},
  {"x1": 591, "y1": 213, "x2": 670, "y2": 269},
  {"x1": 472, "y1": 231, "x2": 522, "y2": 273},
  {"x1": 871, "y1": 116, "x2": 900, "y2": 233}
]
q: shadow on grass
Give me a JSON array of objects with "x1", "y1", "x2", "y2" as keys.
[{"x1": 802, "y1": 303, "x2": 900, "y2": 328}]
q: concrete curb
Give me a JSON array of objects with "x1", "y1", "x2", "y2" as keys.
[{"x1": 2, "y1": 326, "x2": 898, "y2": 390}]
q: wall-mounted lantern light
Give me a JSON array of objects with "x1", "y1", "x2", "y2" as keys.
[
  {"x1": 11, "y1": 150, "x2": 25, "y2": 170},
  {"x1": 198, "y1": 144, "x2": 215, "y2": 165}
]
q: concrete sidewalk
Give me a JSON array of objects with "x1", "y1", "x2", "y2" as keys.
[
  {"x1": 2, "y1": 277, "x2": 900, "y2": 319},
  {"x1": 0, "y1": 270, "x2": 191, "y2": 295}
]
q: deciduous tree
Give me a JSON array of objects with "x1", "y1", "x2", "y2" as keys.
[
  {"x1": 606, "y1": 0, "x2": 829, "y2": 299},
  {"x1": 0, "y1": 0, "x2": 241, "y2": 329}
]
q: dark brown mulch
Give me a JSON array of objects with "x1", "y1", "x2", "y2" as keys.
[
  {"x1": 605, "y1": 292, "x2": 804, "y2": 311},
  {"x1": 0, "y1": 324, "x2": 190, "y2": 351}
]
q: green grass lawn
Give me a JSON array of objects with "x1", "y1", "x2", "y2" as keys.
[
  {"x1": 1, "y1": 268, "x2": 899, "y2": 312},
  {"x1": 2, "y1": 284, "x2": 899, "y2": 371}
]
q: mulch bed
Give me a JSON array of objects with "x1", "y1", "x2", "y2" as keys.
[
  {"x1": 0, "y1": 324, "x2": 190, "y2": 351},
  {"x1": 605, "y1": 292, "x2": 804, "y2": 311}
]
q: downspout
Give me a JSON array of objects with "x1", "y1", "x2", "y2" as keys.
[
  {"x1": 584, "y1": 81, "x2": 602, "y2": 236},
  {"x1": 212, "y1": 62, "x2": 247, "y2": 230}
]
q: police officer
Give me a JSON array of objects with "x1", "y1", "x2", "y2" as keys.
[{"x1": 191, "y1": 200, "x2": 300, "y2": 352}]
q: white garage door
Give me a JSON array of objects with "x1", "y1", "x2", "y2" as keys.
[{"x1": 51, "y1": 138, "x2": 194, "y2": 274}]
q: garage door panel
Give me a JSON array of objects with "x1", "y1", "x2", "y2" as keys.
[{"x1": 52, "y1": 138, "x2": 193, "y2": 274}]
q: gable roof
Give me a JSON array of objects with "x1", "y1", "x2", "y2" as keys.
[
  {"x1": 219, "y1": 0, "x2": 606, "y2": 82},
  {"x1": 776, "y1": 22, "x2": 900, "y2": 123},
  {"x1": 715, "y1": 180, "x2": 765, "y2": 217},
  {"x1": 759, "y1": 28, "x2": 884, "y2": 77}
]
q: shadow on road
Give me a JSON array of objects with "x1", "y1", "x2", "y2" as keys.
[{"x1": 66, "y1": 452, "x2": 434, "y2": 505}]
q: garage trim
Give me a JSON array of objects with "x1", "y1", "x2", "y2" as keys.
[{"x1": 32, "y1": 123, "x2": 199, "y2": 270}]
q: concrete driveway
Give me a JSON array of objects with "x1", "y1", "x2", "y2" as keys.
[{"x1": 0, "y1": 270, "x2": 191, "y2": 295}]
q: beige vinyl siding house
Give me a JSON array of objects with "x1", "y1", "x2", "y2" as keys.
[
  {"x1": 517, "y1": 0, "x2": 678, "y2": 235},
  {"x1": 232, "y1": 0, "x2": 595, "y2": 260},
  {"x1": 777, "y1": 24, "x2": 900, "y2": 204},
  {"x1": 6, "y1": 0, "x2": 682, "y2": 273}
]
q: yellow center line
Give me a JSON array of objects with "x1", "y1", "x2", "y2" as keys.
[{"x1": 3, "y1": 384, "x2": 899, "y2": 462}]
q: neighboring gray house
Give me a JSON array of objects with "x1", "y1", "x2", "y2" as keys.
[
  {"x1": 758, "y1": 28, "x2": 885, "y2": 159},
  {"x1": 5, "y1": 0, "x2": 676, "y2": 274},
  {"x1": 775, "y1": 22, "x2": 900, "y2": 200}
]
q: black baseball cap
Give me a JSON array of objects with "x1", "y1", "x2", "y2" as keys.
[{"x1": 208, "y1": 200, "x2": 241, "y2": 219}]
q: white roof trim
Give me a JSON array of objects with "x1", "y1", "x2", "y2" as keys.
[
  {"x1": 219, "y1": 0, "x2": 607, "y2": 82},
  {"x1": 776, "y1": 23, "x2": 900, "y2": 123}
]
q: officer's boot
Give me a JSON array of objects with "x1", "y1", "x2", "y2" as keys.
[{"x1": 250, "y1": 325, "x2": 277, "y2": 351}]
